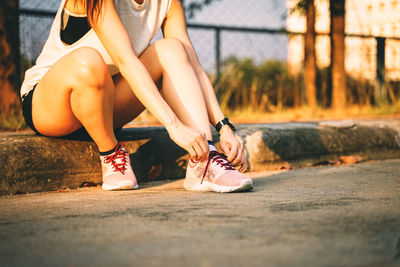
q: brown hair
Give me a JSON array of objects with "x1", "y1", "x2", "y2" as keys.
[
  {"x1": 87, "y1": 0, "x2": 104, "y2": 25},
  {"x1": 73, "y1": 0, "x2": 103, "y2": 25}
]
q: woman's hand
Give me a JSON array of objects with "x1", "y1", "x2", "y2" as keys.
[
  {"x1": 166, "y1": 120, "x2": 209, "y2": 161},
  {"x1": 219, "y1": 125, "x2": 247, "y2": 172}
]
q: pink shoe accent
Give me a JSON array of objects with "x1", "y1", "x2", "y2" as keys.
[
  {"x1": 184, "y1": 151, "x2": 253, "y2": 193},
  {"x1": 200, "y1": 151, "x2": 235, "y2": 184},
  {"x1": 100, "y1": 143, "x2": 138, "y2": 191}
]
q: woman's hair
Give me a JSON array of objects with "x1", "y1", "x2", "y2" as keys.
[{"x1": 79, "y1": 0, "x2": 104, "y2": 25}]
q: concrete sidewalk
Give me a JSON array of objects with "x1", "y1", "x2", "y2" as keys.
[
  {"x1": 1, "y1": 119, "x2": 400, "y2": 195},
  {"x1": 0, "y1": 159, "x2": 399, "y2": 266}
]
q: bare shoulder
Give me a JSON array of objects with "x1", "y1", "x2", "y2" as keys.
[{"x1": 166, "y1": 0, "x2": 185, "y2": 18}]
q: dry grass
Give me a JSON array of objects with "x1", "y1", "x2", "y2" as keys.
[{"x1": 226, "y1": 102, "x2": 400, "y2": 124}]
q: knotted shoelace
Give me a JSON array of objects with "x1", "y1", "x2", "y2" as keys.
[
  {"x1": 201, "y1": 151, "x2": 235, "y2": 184},
  {"x1": 103, "y1": 143, "x2": 128, "y2": 174}
]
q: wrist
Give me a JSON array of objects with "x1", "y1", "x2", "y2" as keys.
[
  {"x1": 219, "y1": 124, "x2": 235, "y2": 136},
  {"x1": 164, "y1": 115, "x2": 180, "y2": 132},
  {"x1": 212, "y1": 114, "x2": 225, "y2": 128}
]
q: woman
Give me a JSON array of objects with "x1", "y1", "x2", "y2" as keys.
[{"x1": 20, "y1": 0, "x2": 253, "y2": 192}]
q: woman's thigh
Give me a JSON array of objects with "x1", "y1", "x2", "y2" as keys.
[
  {"x1": 32, "y1": 47, "x2": 111, "y2": 136},
  {"x1": 113, "y1": 39, "x2": 183, "y2": 127},
  {"x1": 112, "y1": 73, "x2": 147, "y2": 128}
]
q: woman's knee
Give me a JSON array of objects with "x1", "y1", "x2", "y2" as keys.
[
  {"x1": 69, "y1": 47, "x2": 109, "y2": 88},
  {"x1": 155, "y1": 38, "x2": 190, "y2": 65}
]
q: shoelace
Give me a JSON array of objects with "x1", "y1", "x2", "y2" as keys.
[
  {"x1": 201, "y1": 151, "x2": 235, "y2": 184},
  {"x1": 103, "y1": 143, "x2": 128, "y2": 174}
]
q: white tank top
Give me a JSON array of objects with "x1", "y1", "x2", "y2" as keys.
[{"x1": 20, "y1": 0, "x2": 172, "y2": 97}]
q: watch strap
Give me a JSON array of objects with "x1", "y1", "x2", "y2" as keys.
[{"x1": 215, "y1": 118, "x2": 236, "y2": 133}]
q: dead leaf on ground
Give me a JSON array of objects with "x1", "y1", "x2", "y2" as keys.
[
  {"x1": 80, "y1": 182, "x2": 101, "y2": 188},
  {"x1": 339, "y1": 155, "x2": 363, "y2": 164}
]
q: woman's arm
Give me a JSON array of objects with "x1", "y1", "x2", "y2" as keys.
[
  {"x1": 162, "y1": 0, "x2": 225, "y2": 128},
  {"x1": 92, "y1": 0, "x2": 175, "y2": 127},
  {"x1": 91, "y1": 0, "x2": 208, "y2": 160},
  {"x1": 162, "y1": 0, "x2": 246, "y2": 170}
]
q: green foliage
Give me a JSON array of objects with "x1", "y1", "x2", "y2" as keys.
[
  {"x1": 214, "y1": 57, "x2": 300, "y2": 112},
  {"x1": 315, "y1": 67, "x2": 399, "y2": 107},
  {"x1": 0, "y1": 106, "x2": 26, "y2": 131},
  {"x1": 213, "y1": 56, "x2": 399, "y2": 112}
]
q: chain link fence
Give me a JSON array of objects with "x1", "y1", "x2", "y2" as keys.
[
  {"x1": 19, "y1": 0, "x2": 289, "y2": 74},
  {"x1": 183, "y1": 0, "x2": 288, "y2": 74},
  {"x1": 19, "y1": 1, "x2": 59, "y2": 72}
]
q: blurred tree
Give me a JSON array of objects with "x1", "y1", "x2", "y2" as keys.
[
  {"x1": 0, "y1": 0, "x2": 20, "y2": 114},
  {"x1": 330, "y1": 0, "x2": 346, "y2": 109},
  {"x1": 291, "y1": 0, "x2": 317, "y2": 108},
  {"x1": 304, "y1": 0, "x2": 316, "y2": 108}
]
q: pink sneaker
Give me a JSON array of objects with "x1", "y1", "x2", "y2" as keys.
[
  {"x1": 184, "y1": 151, "x2": 253, "y2": 193},
  {"x1": 100, "y1": 143, "x2": 139, "y2": 191}
]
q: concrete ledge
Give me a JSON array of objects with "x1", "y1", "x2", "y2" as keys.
[
  {"x1": 1, "y1": 119, "x2": 400, "y2": 195},
  {"x1": 244, "y1": 120, "x2": 400, "y2": 170}
]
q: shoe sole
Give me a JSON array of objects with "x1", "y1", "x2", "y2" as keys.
[
  {"x1": 183, "y1": 175, "x2": 253, "y2": 193},
  {"x1": 102, "y1": 182, "x2": 139, "y2": 191}
]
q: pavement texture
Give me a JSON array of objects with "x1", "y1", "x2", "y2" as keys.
[
  {"x1": 0, "y1": 159, "x2": 399, "y2": 267},
  {"x1": 1, "y1": 119, "x2": 400, "y2": 195}
]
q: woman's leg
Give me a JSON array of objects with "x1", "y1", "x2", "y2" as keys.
[
  {"x1": 32, "y1": 47, "x2": 117, "y2": 152},
  {"x1": 113, "y1": 38, "x2": 212, "y2": 141},
  {"x1": 111, "y1": 38, "x2": 252, "y2": 192},
  {"x1": 33, "y1": 47, "x2": 138, "y2": 190}
]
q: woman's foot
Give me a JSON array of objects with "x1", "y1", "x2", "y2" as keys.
[
  {"x1": 184, "y1": 151, "x2": 253, "y2": 193},
  {"x1": 100, "y1": 143, "x2": 139, "y2": 190}
]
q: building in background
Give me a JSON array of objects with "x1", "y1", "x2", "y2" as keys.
[{"x1": 286, "y1": 0, "x2": 400, "y2": 81}]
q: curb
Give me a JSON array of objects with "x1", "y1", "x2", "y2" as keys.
[
  {"x1": 243, "y1": 120, "x2": 400, "y2": 170},
  {"x1": 1, "y1": 119, "x2": 400, "y2": 195}
]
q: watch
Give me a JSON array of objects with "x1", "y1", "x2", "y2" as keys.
[{"x1": 215, "y1": 118, "x2": 236, "y2": 133}]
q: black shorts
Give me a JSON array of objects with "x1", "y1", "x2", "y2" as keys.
[{"x1": 21, "y1": 85, "x2": 116, "y2": 141}]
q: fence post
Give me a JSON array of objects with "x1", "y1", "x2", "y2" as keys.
[
  {"x1": 215, "y1": 28, "x2": 221, "y2": 84},
  {"x1": 375, "y1": 37, "x2": 386, "y2": 104}
]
